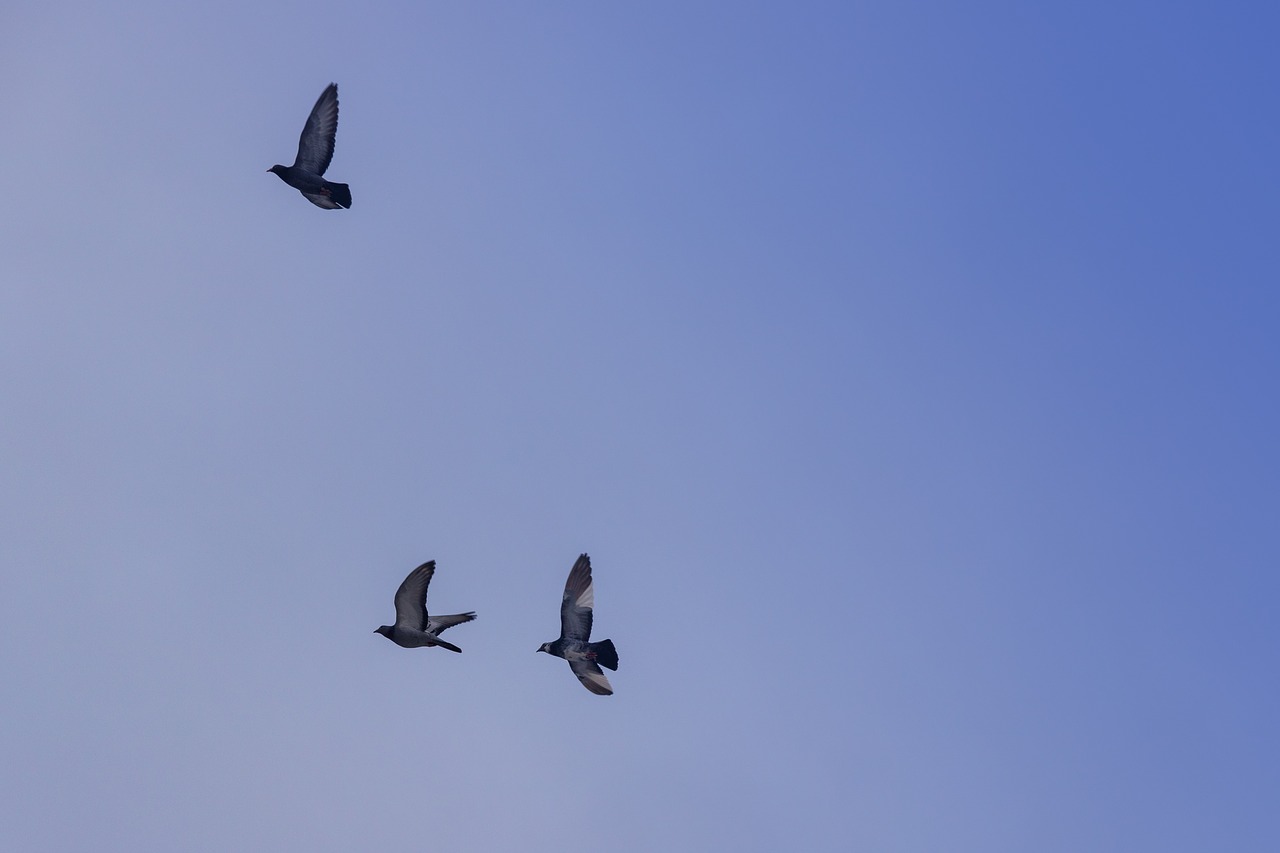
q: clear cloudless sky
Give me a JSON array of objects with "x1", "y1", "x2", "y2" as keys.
[{"x1": 1, "y1": 2, "x2": 1277, "y2": 850}]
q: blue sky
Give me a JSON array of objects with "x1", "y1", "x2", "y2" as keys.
[{"x1": 2, "y1": 2, "x2": 1277, "y2": 850}]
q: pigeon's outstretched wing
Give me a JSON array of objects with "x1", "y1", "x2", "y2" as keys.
[
  {"x1": 426, "y1": 612, "x2": 477, "y2": 635},
  {"x1": 559, "y1": 553, "x2": 595, "y2": 642},
  {"x1": 300, "y1": 191, "x2": 344, "y2": 210},
  {"x1": 392, "y1": 561, "x2": 434, "y2": 630},
  {"x1": 569, "y1": 657, "x2": 614, "y2": 695},
  {"x1": 293, "y1": 83, "x2": 339, "y2": 176}
]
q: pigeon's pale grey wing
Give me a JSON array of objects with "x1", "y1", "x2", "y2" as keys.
[
  {"x1": 300, "y1": 191, "x2": 344, "y2": 209},
  {"x1": 293, "y1": 83, "x2": 338, "y2": 175},
  {"x1": 426, "y1": 612, "x2": 476, "y2": 635},
  {"x1": 559, "y1": 553, "x2": 594, "y2": 642},
  {"x1": 392, "y1": 561, "x2": 434, "y2": 630},
  {"x1": 568, "y1": 657, "x2": 613, "y2": 695}
]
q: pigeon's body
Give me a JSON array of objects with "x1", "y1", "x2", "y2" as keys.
[
  {"x1": 375, "y1": 561, "x2": 474, "y2": 654},
  {"x1": 538, "y1": 554, "x2": 619, "y2": 695},
  {"x1": 378, "y1": 625, "x2": 463, "y2": 653},
  {"x1": 269, "y1": 83, "x2": 351, "y2": 209},
  {"x1": 270, "y1": 165, "x2": 351, "y2": 209}
]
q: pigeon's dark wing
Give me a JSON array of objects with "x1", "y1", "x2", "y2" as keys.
[
  {"x1": 426, "y1": 612, "x2": 476, "y2": 635},
  {"x1": 293, "y1": 83, "x2": 339, "y2": 176},
  {"x1": 300, "y1": 191, "x2": 344, "y2": 210},
  {"x1": 392, "y1": 561, "x2": 434, "y2": 631},
  {"x1": 559, "y1": 553, "x2": 594, "y2": 642},
  {"x1": 569, "y1": 657, "x2": 614, "y2": 695}
]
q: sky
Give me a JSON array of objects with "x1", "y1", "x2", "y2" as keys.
[{"x1": 1, "y1": 2, "x2": 1278, "y2": 850}]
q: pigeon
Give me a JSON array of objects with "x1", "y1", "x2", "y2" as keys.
[
  {"x1": 375, "y1": 561, "x2": 475, "y2": 653},
  {"x1": 537, "y1": 554, "x2": 619, "y2": 695},
  {"x1": 268, "y1": 83, "x2": 352, "y2": 209}
]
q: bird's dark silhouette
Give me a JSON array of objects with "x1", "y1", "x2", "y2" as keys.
[
  {"x1": 268, "y1": 83, "x2": 352, "y2": 209},
  {"x1": 375, "y1": 561, "x2": 475, "y2": 653},
  {"x1": 538, "y1": 554, "x2": 618, "y2": 695}
]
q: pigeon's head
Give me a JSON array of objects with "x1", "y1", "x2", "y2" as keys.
[
  {"x1": 536, "y1": 642, "x2": 551, "y2": 654},
  {"x1": 374, "y1": 626, "x2": 394, "y2": 639},
  {"x1": 267, "y1": 165, "x2": 287, "y2": 176}
]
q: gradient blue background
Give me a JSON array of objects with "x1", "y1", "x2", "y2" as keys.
[{"x1": 2, "y1": 2, "x2": 1277, "y2": 850}]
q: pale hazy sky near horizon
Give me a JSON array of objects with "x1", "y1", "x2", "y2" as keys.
[{"x1": 2, "y1": 2, "x2": 1277, "y2": 851}]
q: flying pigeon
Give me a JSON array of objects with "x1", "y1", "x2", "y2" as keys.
[
  {"x1": 268, "y1": 83, "x2": 352, "y2": 209},
  {"x1": 537, "y1": 554, "x2": 619, "y2": 695},
  {"x1": 375, "y1": 561, "x2": 475, "y2": 653}
]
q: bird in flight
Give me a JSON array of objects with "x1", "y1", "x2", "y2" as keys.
[
  {"x1": 538, "y1": 554, "x2": 619, "y2": 695},
  {"x1": 268, "y1": 83, "x2": 352, "y2": 209},
  {"x1": 375, "y1": 561, "x2": 476, "y2": 653}
]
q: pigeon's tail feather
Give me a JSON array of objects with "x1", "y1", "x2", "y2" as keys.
[
  {"x1": 591, "y1": 639, "x2": 618, "y2": 671},
  {"x1": 327, "y1": 182, "x2": 352, "y2": 208}
]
